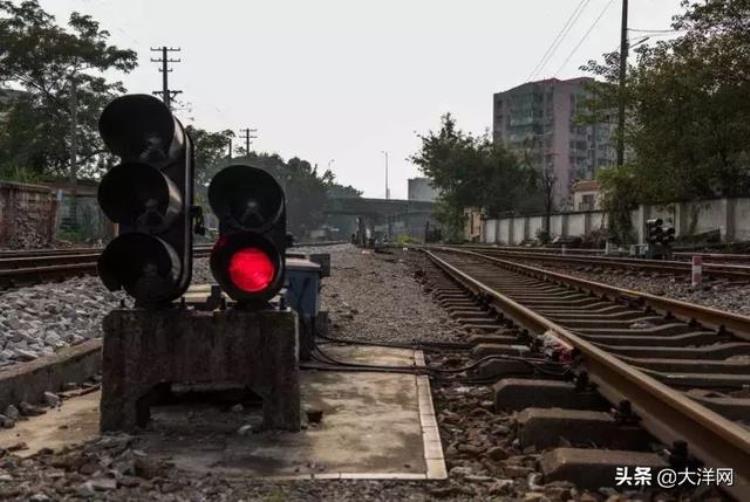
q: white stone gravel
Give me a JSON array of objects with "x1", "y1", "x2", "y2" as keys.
[
  {"x1": 0, "y1": 277, "x2": 125, "y2": 369},
  {"x1": 0, "y1": 254, "x2": 217, "y2": 370},
  {"x1": 0, "y1": 244, "x2": 402, "y2": 371}
]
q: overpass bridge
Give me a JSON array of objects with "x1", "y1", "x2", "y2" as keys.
[{"x1": 323, "y1": 197, "x2": 437, "y2": 241}]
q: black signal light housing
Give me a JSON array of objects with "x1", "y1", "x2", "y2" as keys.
[
  {"x1": 208, "y1": 164, "x2": 287, "y2": 305},
  {"x1": 96, "y1": 94, "x2": 194, "y2": 307}
]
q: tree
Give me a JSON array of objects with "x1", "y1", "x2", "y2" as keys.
[
  {"x1": 411, "y1": 114, "x2": 542, "y2": 240},
  {"x1": 0, "y1": 0, "x2": 137, "y2": 222},
  {"x1": 210, "y1": 150, "x2": 361, "y2": 239},
  {"x1": 519, "y1": 137, "x2": 556, "y2": 240},
  {"x1": 537, "y1": 166, "x2": 557, "y2": 241},
  {"x1": 597, "y1": 164, "x2": 640, "y2": 244},
  {"x1": 581, "y1": 0, "x2": 750, "y2": 208},
  {"x1": 323, "y1": 169, "x2": 362, "y2": 198},
  {"x1": 185, "y1": 125, "x2": 235, "y2": 206}
]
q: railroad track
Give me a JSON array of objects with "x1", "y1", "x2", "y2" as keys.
[
  {"x1": 0, "y1": 241, "x2": 347, "y2": 288},
  {"x1": 419, "y1": 246, "x2": 750, "y2": 499},
  {"x1": 457, "y1": 245, "x2": 750, "y2": 281},
  {"x1": 462, "y1": 243, "x2": 750, "y2": 264}
]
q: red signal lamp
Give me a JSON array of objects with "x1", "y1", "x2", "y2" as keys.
[
  {"x1": 228, "y1": 247, "x2": 276, "y2": 293},
  {"x1": 210, "y1": 232, "x2": 284, "y2": 302}
]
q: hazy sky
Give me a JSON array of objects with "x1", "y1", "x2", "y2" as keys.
[{"x1": 40, "y1": 0, "x2": 683, "y2": 199}]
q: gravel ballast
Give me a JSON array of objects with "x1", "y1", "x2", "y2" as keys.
[
  {"x1": 517, "y1": 259, "x2": 750, "y2": 316},
  {"x1": 0, "y1": 245, "x2": 476, "y2": 500},
  {"x1": 0, "y1": 245, "x2": 720, "y2": 500},
  {"x1": 0, "y1": 278, "x2": 124, "y2": 369}
]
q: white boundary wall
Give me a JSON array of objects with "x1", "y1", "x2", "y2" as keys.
[{"x1": 482, "y1": 197, "x2": 750, "y2": 244}]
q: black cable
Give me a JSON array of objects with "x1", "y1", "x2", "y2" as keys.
[
  {"x1": 301, "y1": 363, "x2": 422, "y2": 376},
  {"x1": 311, "y1": 345, "x2": 427, "y2": 373},
  {"x1": 528, "y1": 0, "x2": 592, "y2": 79},
  {"x1": 317, "y1": 332, "x2": 472, "y2": 351},
  {"x1": 311, "y1": 338, "x2": 570, "y2": 378},
  {"x1": 554, "y1": 0, "x2": 616, "y2": 76}
]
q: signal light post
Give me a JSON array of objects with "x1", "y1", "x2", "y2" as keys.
[
  {"x1": 96, "y1": 97, "x2": 301, "y2": 433},
  {"x1": 208, "y1": 164, "x2": 287, "y2": 307},
  {"x1": 97, "y1": 94, "x2": 196, "y2": 307}
]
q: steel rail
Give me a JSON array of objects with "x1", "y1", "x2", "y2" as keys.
[
  {"x1": 437, "y1": 246, "x2": 750, "y2": 341},
  {"x1": 0, "y1": 241, "x2": 347, "y2": 269},
  {"x1": 424, "y1": 248, "x2": 750, "y2": 500},
  {"x1": 0, "y1": 241, "x2": 342, "y2": 285},
  {"x1": 460, "y1": 243, "x2": 750, "y2": 264},
  {"x1": 457, "y1": 246, "x2": 750, "y2": 280},
  {"x1": 0, "y1": 249, "x2": 211, "y2": 286}
]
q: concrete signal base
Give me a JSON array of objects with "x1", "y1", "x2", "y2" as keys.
[{"x1": 100, "y1": 307, "x2": 300, "y2": 433}]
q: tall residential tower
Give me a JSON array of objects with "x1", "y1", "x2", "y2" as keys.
[{"x1": 493, "y1": 77, "x2": 614, "y2": 208}]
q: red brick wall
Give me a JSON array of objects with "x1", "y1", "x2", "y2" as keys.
[{"x1": 0, "y1": 181, "x2": 58, "y2": 248}]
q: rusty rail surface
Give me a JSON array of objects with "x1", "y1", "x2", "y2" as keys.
[
  {"x1": 459, "y1": 243, "x2": 750, "y2": 264},
  {"x1": 456, "y1": 245, "x2": 750, "y2": 281},
  {"x1": 423, "y1": 247, "x2": 750, "y2": 500},
  {"x1": 0, "y1": 241, "x2": 346, "y2": 286}
]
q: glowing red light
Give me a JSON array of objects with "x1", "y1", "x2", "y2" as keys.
[{"x1": 228, "y1": 247, "x2": 275, "y2": 293}]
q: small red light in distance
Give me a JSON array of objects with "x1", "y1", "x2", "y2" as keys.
[{"x1": 228, "y1": 247, "x2": 275, "y2": 293}]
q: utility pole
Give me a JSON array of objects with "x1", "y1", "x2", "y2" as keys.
[
  {"x1": 150, "y1": 46, "x2": 182, "y2": 109},
  {"x1": 381, "y1": 151, "x2": 390, "y2": 200},
  {"x1": 239, "y1": 128, "x2": 258, "y2": 156},
  {"x1": 616, "y1": 0, "x2": 628, "y2": 167},
  {"x1": 227, "y1": 137, "x2": 233, "y2": 159},
  {"x1": 68, "y1": 76, "x2": 79, "y2": 230}
]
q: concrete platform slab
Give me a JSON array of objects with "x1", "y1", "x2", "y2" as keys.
[
  {"x1": 0, "y1": 390, "x2": 100, "y2": 455},
  {"x1": 0, "y1": 346, "x2": 446, "y2": 481}
]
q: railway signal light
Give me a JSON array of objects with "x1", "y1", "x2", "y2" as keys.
[
  {"x1": 208, "y1": 164, "x2": 286, "y2": 305},
  {"x1": 97, "y1": 94, "x2": 195, "y2": 307},
  {"x1": 646, "y1": 218, "x2": 664, "y2": 244},
  {"x1": 663, "y1": 225, "x2": 676, "y2": 243}
]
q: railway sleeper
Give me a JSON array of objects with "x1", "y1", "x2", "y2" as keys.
[
  {"x1": 517, "y1": 299, "x2": 611, "y2": 308},
  {"x1": 543, "y1": 310, "x2": 646, "y2": 321},
  {"x1": 535, "y1": 304, "x2": 626, "y2": 314},
  {"x1": 554, "y1": 316, "x2": 663, "y2": 329},
  {"x1": 597, "y1": 341, "x2": 750, "y2": 359},
  {"x1": 462, "y1": 324, "x2": 512, "y2": 333},
  {"x1": 687, "y1": 391, "x2": 750, "y2": 421},
  {"x1": 449, "y1": 312, "x2": 496, "y2": 322},
  {"x1": 575, "y1": 322, "x2": 705, "y2": 336},
  {"x1": 516, "y1": 407, "x2": 652, "y2": 451},
  {"x1": 540, "y1": 448, "x2": 668, "y2": 490},
  {"x1": 620, "y1": 356, "x2": 750, "y2": 375},
  {"x1": 493, "y1": 378, "x2": 607, "y2": 412},
  {"x1": 581, "y1": 331, "x2": 727, "y2": 347},
  {"x1": 471, "y1": 343, "x2": 531, "y2": 359},
  {"x1": 637, "y1": 368, "x2": 750, "y2": 390},
  {"x1": 503, "y1": 293, "x2": 589, "y2": 302}
]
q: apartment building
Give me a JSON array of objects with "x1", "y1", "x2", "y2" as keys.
[{"x1": 493, "y1": 77, "x2": 615, "y2": 208}]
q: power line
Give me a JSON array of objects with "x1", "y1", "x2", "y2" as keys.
[
  {"x1": 150, "y1": 46, "x2": 182, "y2": 110},
  {"x1": 553, "y1": 0, "x2": 616, "y2": 76},
  {"x1": 527, "y1": 0, "x2": 593, "y2": 80}
]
